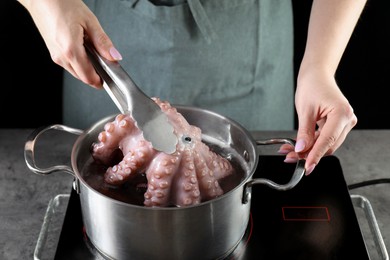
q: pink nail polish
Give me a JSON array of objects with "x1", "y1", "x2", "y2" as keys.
[
  {"x1": 295, "y1": 139, "x2": 306, "y2": 153},
  {"x1": 305, "y1": 164, "x2": 316, "y2": 175},
  {"x1": 284, "y1": 157, "x2": 298, "y2": 163},
  {"x1": 278, "y1": 149, "x2": 291, "y2": 155},
  {"x1": 109, "y1": 47, "x2": 122, "y2": 60}
]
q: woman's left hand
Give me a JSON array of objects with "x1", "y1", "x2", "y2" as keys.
[{"x1": 281, "y1": 69, "x2": 357, "y2": 175}]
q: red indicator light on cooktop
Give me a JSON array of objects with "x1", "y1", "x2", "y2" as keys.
[{"x1": 282, "y1": 206, "x2": 330, "y2": 221}]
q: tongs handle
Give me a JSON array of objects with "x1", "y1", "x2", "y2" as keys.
[
  {"x1": 84, "y1": 41, "x2": 146, "y2": 114},
  {"x1": 83, "y1": 41, "x2": 178, "y2": 154}
]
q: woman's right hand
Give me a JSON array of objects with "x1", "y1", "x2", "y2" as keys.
[{"x1": 17, "y1": 0, "x2": 122, "y2": 88}]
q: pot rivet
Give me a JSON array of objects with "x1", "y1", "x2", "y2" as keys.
[{"x1": 243, "y1": 150, "x2": 249, "y2": 162}]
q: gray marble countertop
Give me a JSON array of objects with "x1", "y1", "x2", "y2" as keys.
[{"x1": 0, "y1": 128, "x2": 389, "y2": 259}]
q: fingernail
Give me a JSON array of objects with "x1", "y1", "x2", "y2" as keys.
[
  {"x1": 295, "y1": 139, "x2": 306, "y2": 153},
  {"x1": 305, "y1": 164, "x2": 316, "y2": 175},
  {"x1": 284, "y1": 157, "x2": 298, "y2": 163},
  {"x1": 109, "y1": 47, "x2": 122, "y2": 60},
  {"x1": 278, "y1": 149, "x2": 290, "y2": 155}
]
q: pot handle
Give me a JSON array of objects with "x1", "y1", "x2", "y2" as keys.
[
  {"x1": 24, "y1": 124, "x2": 83, "y2": 176},
  {"x1": 242, "y1": 138, "x2": 306, "y2": 204}
]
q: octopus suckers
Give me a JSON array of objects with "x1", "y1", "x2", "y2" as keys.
[
  {"x1": 184, "y1": 183, "x2": 192, "y2": 191},
  {"x1": 183, "y1": 198, "x2": 192, "y2": 205},
  {"x1": 224, "y1": 161, "x2": 230, "y2": 169},
  {"x1": 98, "y1": 132, "x2": 106, "y2": 142},
  {"x1": 124, "y1": 168, "x2": 131, "y2": 175},
  {"x1": 190, "y1": 177, "x2": 197, "y2": 184},
  {"x1": 105, "y1": 123, "x2": 115, "y2": 133},
  {"x1": 193, "y1": 190, "x2": 200, "y2": 197},
  {"x1": 187, "y1": 163, "x2": 195, "y2": 170},
  {"x1": 90, "y1": 98, "x2": 234, "y2": 207},
  {"x1": 116, "y1": 114, "x2": 125, "y2": 121},
  {"x1": 119, "y1": 119, "x2": 127, "y2": 128},
  {"x1": 162, "y1": 160, "x2": 168, "y2": 166},
  {"x1": 159, "y1": 181, "x2": 169, "y2": 188},
  {"x1": 156, "y1": 191, "x2": 165, "y2": 198}
]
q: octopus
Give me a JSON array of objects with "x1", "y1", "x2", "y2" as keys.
[{"x1": 91, "y1": 98, "x2": 233, "y2": 207}]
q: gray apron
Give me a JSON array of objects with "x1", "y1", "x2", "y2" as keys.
[{"x1": 63, "y1": 0, "x2": 294, "y2": 131}]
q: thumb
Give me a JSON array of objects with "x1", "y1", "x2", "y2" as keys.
[
  {"x1": 295, "y1": 114, "x2": 316, "y2": 155},
  {"x1": 85, "y1": 20, "x2": 122, "y2": 61}
]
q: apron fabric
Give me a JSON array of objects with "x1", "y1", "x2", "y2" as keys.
[{"x1": 63, "y1": 0, "x2": 294, "y2": 131}]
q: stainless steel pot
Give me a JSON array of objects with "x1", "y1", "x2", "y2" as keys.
[{"x1": 25, "y1": 106, "x2": 305, "y2": 260}]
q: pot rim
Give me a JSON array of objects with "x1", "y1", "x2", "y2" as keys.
[{"x1": 71, "y1": 105, "x2": 259, "y2": 210}]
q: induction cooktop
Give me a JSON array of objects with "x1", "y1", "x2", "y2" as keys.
[{"x1": 38, "y1": 155, "x2": 382, "y2": 259}]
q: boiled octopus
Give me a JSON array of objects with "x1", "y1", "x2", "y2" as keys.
[{"x1": 91, "y1": 98, "x2": 233, "y2": 207}]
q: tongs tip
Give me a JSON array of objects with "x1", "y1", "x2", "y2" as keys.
[{"x1": 134, "y1": 110, "x2": 178, "y2": 154}]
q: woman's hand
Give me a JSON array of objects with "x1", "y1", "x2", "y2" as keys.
[
  {"x1": 280, "y1": 0, "x2": 365, "y2": 175},
  {"x1": 18, "y1": 0, "x2": 122, "y2": 88},
  {"x1": 281, "y1": 69, "x2": 357, "y2": 175}
]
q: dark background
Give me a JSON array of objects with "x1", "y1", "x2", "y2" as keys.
[{"x1": 1, "y1": 0, "x2": 389, "y2": 129}]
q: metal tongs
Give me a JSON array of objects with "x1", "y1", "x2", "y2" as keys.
[{"x1": 84, "y1": 41, "x2": 177, "y2": 154}]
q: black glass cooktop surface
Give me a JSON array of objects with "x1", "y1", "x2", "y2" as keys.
[{"x1": 53, "y1": 155, "x2": 369, "y2": 260}]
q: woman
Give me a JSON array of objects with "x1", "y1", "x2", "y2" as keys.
[{"x1": 16, "y1": 0, "x2": 364, "y2": 175}]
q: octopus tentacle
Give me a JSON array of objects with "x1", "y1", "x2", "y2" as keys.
[
  {"x1": 193, "y1": 150, "x2": 224, "y2": 201},
  {"x1": 172, "y1": 149, "x2": 201, "y2": 206},
  {"x1": 92, "y1": 114, "x2": 140, "y2": 165},
  {"x1": 91, "y1": 97, "x2": 234, "y2": 207},
  {"x1": 144, "y1": 153, "x2": 181, "y2": 207},
  {"x1": 104, "y1": 140, "x2": 156, "y2": 185},
  {"x1": 199, "y1": 143, "x2": 233, "y2": 180}
]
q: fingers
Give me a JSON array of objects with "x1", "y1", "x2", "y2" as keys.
[
  {"x1": 51, "y1": 28, "x2": 103, "y2": 89},
  {"x1": 299, "y1": 106, "x2": 357, "y2": 175},
  {"x1": 65, "y1": 26, "x2": 123, "y2": 89},
  {"x1": 304, "y1": 108, "x2": 357, "y2": 174},
  {"x1": 74, "y1": 43, "x2": 104, "y2": 89},
  {"x1": 42, "y1": 0, "x2": 122, "y2": 89},
  {"x1": 294, "y1": 108, "x2": 317, "y2": 161},
  {"x1": 278, "y1": 143, "x2": 294, "y2": 155},
  {"x1": 77, "y1": 15, "x2": 122, "y2": 88},
  {"x1": 85, "y1": 16, "x2": 122, "y2": 62}
]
